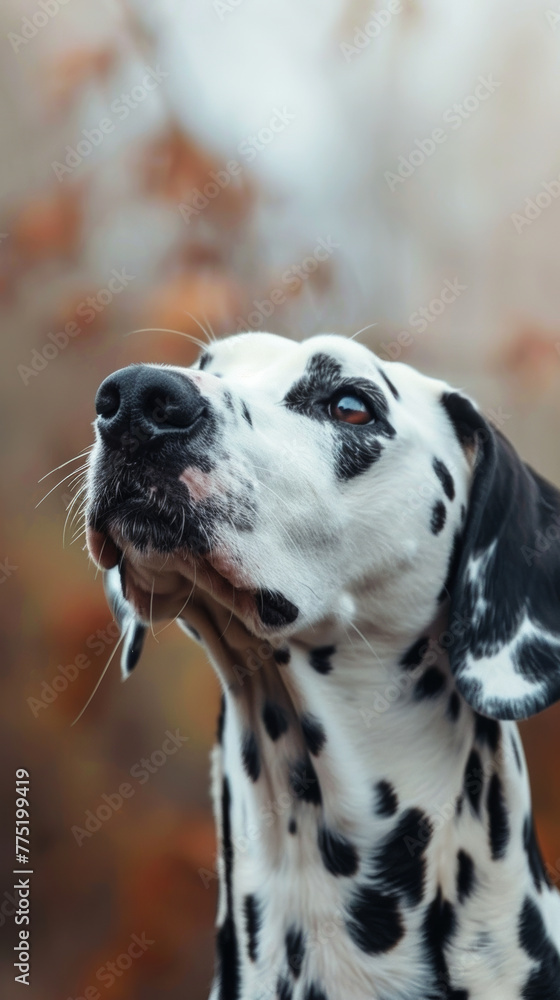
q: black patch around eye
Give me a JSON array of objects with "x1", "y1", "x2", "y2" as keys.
[
  {"x1": 474, "y1": 714, "x2": 500, "y2": 753},
  {"x1": 242, "y1": 732, "x2": 261, "y2": 782},
  {"x1": 198, "y1": 351, "x2": 212, "y2": 370},
  {"x1": 309, "y1": 645, "x2": 335, "y2": 674},
  {"x1": 456, "y1": 850, "x2": 476, "y2": 903},
  {"x1": 523, "y1": 816, "x2": 551, "y2": 893},
  {"x1": 372, "y1": 809, "x2": 433, "y2": 907},
  {"x1": 284, "y1": 353, "x2": 343, "y2": 416},
  {"x1": 290, "y1": 758, "x2": 322, "y2": 805},
  {"x1": 433, "y1": 457, "x2": 456, "y2": 501},
  {"x1": 448, "y1": 691, "x2": 461, "y2": 722},
  {"x1": 346, "y1": 885, "x2": 404, "y2": 954},
  {"x1": 301, "y1": 713, "x2": 327, "y2": 756},
  {"x1": 414, "y1": 667, "x2": 446, "y2": 700},
  {"x1": 243, "y1": 894, "x2": 261, "y2": 962},
  {"x1": 318, "y1": 825, "x2": 359, "y2": 877},
  {"x1": 375, "y1": 780, "x2": 399, "y2": 818},
  {"x1": 487, "y1": 774, "x2": 509, "y2": 860},
  {"x1": 336, "y1": 437, "x2": 385, "y2": 481},
  {"x1": 519, "y1": 896, "x2": 560, "y2": 997},
  {"x1": 377, "y1": 367, "x2": 400, "y2": 400},
  {"x1": 285, "y1": 926, "x2": 306, "y2": 978},
  {"x1": 431, "y1": 500, "x2": 447, "y2": 535},
  {"x1": 241, "y1": 402, "x2": 253, "y2": 427},
  {"x1": 262, "y1": 702, "x2": 289, "y2": 741},
  {"x1": 400, "y1": 636, "x2": 430, "y2": 670},
  {"x1": 464, "y1": 749, "x2": 484, "y2": 815},
  {"x1": 255, "y1": 589, "x2": 299, "y2": 628}
]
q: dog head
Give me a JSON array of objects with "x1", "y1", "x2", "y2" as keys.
[{"x1": 86, "y1": 332, "x2": 560, "y2": 720}]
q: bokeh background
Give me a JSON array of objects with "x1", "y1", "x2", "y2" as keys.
[{"x1": 2, "y1": 0, "x2": 560, "y2": 996}]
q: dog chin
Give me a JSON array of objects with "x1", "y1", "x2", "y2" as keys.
[{"x1": 85, "y1": 524, "x2": 300, "y2": 637}]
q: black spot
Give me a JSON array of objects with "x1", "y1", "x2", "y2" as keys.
[
  {"x1": 243, "y1": 894, "x2": 261, "y2": 962},
  {"x1": 242, "y1": 732, "x2": 261, "y2": 782},
  {"x1": 464, "y1": 749, "x2": 484, "y2": 815},
  {"x1": 309, "y1": 645, "x2": 335, "y2": 675},
  {"x1": 448, "y1": 691, "x2": 461, "y2": 722},
  {"x1": 415, "y1": 667, "x2": 446, "y2": 700},
  {"x1": 400, "y1": 636, "x2": 430, "y2": 670},
  {"x1": 288, "y1": 818, "x2": 297, "y2": 835},
  {"x1": 290, "y1": 758, "x2": 322, "y2": 805},
  {"x1": 277, "y1": 976, "x2": 293, "y2": 1000},
  {"x1": 285, "y1": 926, "x2": 305, "y2": 978},
  {"x1": 474, "y1": 714, "x2": 500, "y2": 753},
  {"x1": 372, "y1": 808, "x2": 433, "y2": 906},
  {"x1": 487, "y1": 774, "x2": 509, "y2": 860},
  {"x1": 274, "y1": 646, "x2": 291, "y2": 665},
  {"x1": 524, "y1": 816, "x2": 551, "y2": 893},
  {"x1": 375, "y1": 780, "x2": 398, "y2": 818},
  {"x1": 377, "y1": 367, "x2": 400, "y2": 400},
  {"x1": 433, "y1": 457, "x2": 456, "y2": 501},
  {"x1": 422, "y1": 889, "x2": 459, "y2": 998},
  {"x1": 456, "y1": 850, "x2": 475, "y2": 903},
  {"x1": 431, "y1": 500, "x2": 447, "y2": 535},
  {"x1": 216, "y1": 777, "x2": 240, "y2": 1000},
  {"x1": 256, "y1": 590, "x2": 299, "y2": 628},
  {"x1": 519, "y1": 896, "x2": 560, "y2": 999},
  {"x1": 301, "y1": 713, "x2": 327, "y2": 756},
  {"x1": 123, "y1": 621, "x2": 146, "y2": 673},
  {"x1": 305, "y1": 985, "x2": 328, "y2": 1000},
  {"x1": 216, "y1": 917, "x2": 240, "y2": 1000},
  {"x1": 262, "y1": 702, "x2": 289, "y2": 741},
  {"x1": 199, "y1": 351, "x2": 212, "y2": 370},
  {"x1": 346, "y1": 885, "x2": 404, "y2": 954},
  {"x1": 223, "y1": 390, "x2": 234, "y2": 411},
  {"x1": 318, "y1": 825, "x2": 359, "y2": 877},
  {"x1": 241, "y1": 402, "x2": 252, "y2": 427},
  {"x1": 217, "y1": 694, "x2": 226, "y2": 745},
  {"x1": 456, "y1": 794, "x2": 464, "y2": 817}
]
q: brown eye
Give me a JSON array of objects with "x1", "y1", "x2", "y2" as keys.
[{"x1": 329, "y1": 393, "x2": 372, "y2": 425}]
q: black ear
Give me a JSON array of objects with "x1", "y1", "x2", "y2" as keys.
[
  {"x1": 103, "y1": 566, "x2": 147, "y2": 679},
  {"x1": 443, "y1": 391, "x2": 560, "y2": 720}
]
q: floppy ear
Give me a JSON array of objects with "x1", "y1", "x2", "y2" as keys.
[
  {"x1": 103, "y1": 566, "x2": 147, "y2": 680},
  {"x1": 443, "y1": 392, "x2": 560, "y2": 720}
]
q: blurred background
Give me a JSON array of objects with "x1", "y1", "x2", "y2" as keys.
[{"x1": 2, "y1": 0, "x2": 560, "y2": 996}]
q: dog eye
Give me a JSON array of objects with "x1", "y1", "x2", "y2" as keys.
[{"x1": 329, "y1": 393, "x2": 373, "y2": 425}]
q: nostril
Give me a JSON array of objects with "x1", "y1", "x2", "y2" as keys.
[
  {"x1": 96, "y1": 382, "x2": 120, "y2": 419},
  {"x1": 141, "y1": 389, "x2": 204, "y2": 430}
]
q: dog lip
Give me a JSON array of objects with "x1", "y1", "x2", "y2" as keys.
[{"x1": 86, "y1": 526, "x2": 121, "y2": 570}]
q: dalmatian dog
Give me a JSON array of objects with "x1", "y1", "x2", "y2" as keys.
[{"x1": 85, "y1": 332, "x2": 560, "y2": 1000}]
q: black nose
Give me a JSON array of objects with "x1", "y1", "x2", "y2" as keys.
[{"x1": 95, "y1": 365, "x2": 206, "y2": 453}]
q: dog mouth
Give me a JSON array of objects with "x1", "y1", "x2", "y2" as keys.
[{"x1": 85, "y1": 512, "x2": 299, "y2": 636}]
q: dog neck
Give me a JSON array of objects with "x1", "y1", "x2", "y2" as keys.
[{"x1": 184, "y1": 598, "x2": 556, "y2": 1000}]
